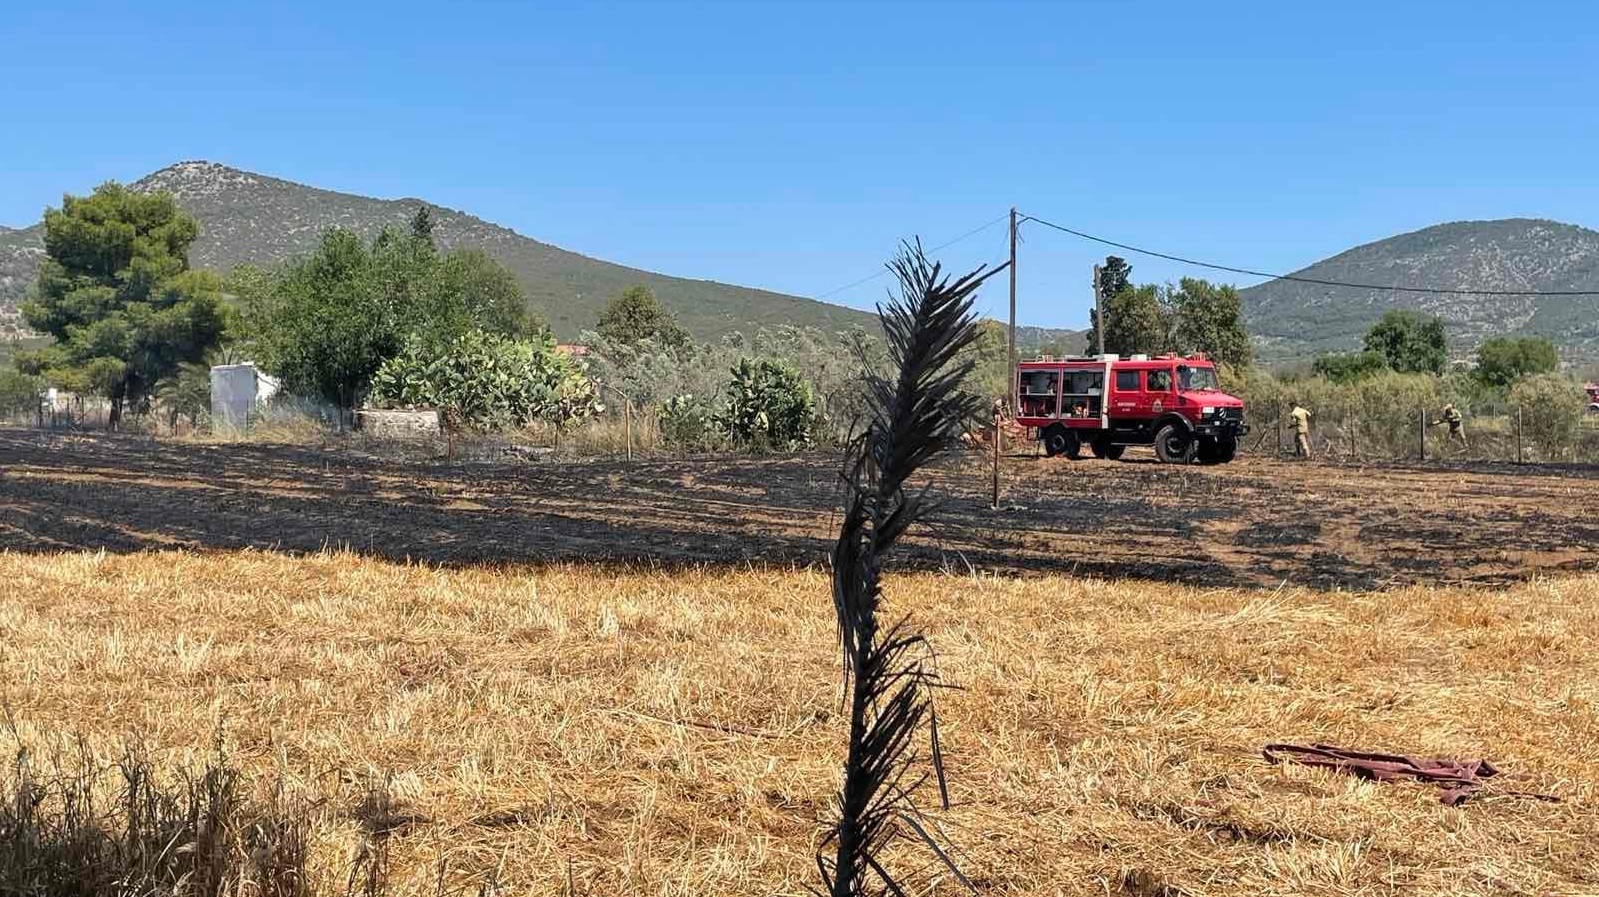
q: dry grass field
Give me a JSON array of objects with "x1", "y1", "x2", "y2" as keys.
[{"x1": 1, "y1": 551, "x2": 1595, "y2": 896}]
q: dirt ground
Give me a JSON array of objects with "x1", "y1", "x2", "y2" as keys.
[{"x1": 2, "y1": 427, "x2": 1596, "y2": 589}]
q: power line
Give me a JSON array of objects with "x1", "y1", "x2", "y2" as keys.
[
  {"x1": 1020, "y1": 213, "x2": 1599, "y2": 297},
  {"x1": 814, "y1": 213, "x2": 1012, "y2": 300}
]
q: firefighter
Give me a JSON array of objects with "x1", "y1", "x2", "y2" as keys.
[
  {"x1": 1436, "y1": 402, "x2": 1467, "y2": 452},
  {"x1": 1289, "y1": 401, "x2": 1312, "y2": 459}
]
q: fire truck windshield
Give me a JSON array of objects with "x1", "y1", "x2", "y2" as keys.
[{"x1": 1178, "y1": 365, "x2": 1219, "y2": 392}]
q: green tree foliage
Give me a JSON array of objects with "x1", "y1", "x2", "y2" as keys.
[
  {"x1": 595, "y1": 286, "x2": 690, "y2": 349},
  {"x1": 18, "y1": 183, "x2": 229, "y2": 427},
  {"x1": 1473, "y1": 335, "x2": 1558, "y2": 388},
  {"x1": 368, "y1": 329, "x2": 596, "y2": 431},
  {"x1": 153, "y1": 361, "x2": 213, "y2": 430},
  {"x1": 716, "y1": 357, "x2": 815, "y2": 450},
  {"x1": 960, "y1": 319, "x2": 1010, "y2": 400},
  {"x1": 245, "y1": 219, "x2": 534, "y2": 411},
  {"x1": 1087, "y1": 284, "x2": 1169, "y2": 357},
  {"x1": 0, "y1": 367, "x2": 43, "y2": 416},
  {"x1": 1362, "y1": 310, "x2": 1447, "y2": 374},
  {"x1": 1508, "y1": 373, "x2": 1587, "y2": 458},
  {"x1": 1096, "y1": 256, "x2": 1131, "y2": 300},
  {"x1": 1168, "y1": 277, "x2": 1252, "y2": 369},
  {"x1": 1312, "y1": 349, "x2": 1388, "y2": 384}
]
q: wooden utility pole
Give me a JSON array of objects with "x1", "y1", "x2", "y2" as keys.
[
  {"x1": 1007, "y1": 207, "x2": 1018, "y2": 408},
  {"x1": 1418, "y1": 408, "x2": 1427, "y2": 462},
  {"x1": 624, "y1": 395, "x2": 634, "y2": 461},
  {"x1": 1092, "y1": 264, "x2": 1105, "y2": 356}
]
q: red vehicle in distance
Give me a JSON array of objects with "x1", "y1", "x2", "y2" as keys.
[{"x1": 1015, "y1": 353, "x2": 1249, "y2": 464}]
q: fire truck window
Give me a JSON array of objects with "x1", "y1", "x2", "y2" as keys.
[
  {"x1": 1147, "y1": 370, "x2": 1172, "y2": 392},
  {"x1": 1114, "y1": 371, "x2": 1139, "y2": 391}
]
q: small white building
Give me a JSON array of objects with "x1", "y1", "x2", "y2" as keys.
[{"x1": 209, "y1": 363, "x2": 280, "y2": 431}]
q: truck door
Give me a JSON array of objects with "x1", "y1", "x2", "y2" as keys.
[
  {"x1": 1144, "y1": 366, "x2": 1175, "y2": 417},
  {"x1": 1109, "y1": 367, "x2": 1141, "y2": 420}
]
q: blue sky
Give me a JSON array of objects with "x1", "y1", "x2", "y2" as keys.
[{"x1": 4, "y1": 0, "x2": 1597, "y2": 328}]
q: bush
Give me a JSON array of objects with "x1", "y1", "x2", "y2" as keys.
[
  {"x1": 1312, "y1": 350, "x2": 1387, "y2": 384},
  {"x1": 368, "y1": 330, "x2": 597, "y2": 432},
  {"x1": 1474, "y1": 336, "x2": 1558, "y2": 388},
  {"x1": 656, "y1": 394, "x2": 721, "y2": 451},
  {"x1": 1508, "y1": 373, "x2": 1587, "y2": 459},
  {"x1": 0, "y1": 367, "x2": 43, "y2": 417},
  {"x1": 717, "y1": 358, "x2": 816, "y2": 450}
]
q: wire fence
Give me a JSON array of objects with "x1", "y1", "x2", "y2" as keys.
[{"x1": 1248, "y1": 402, "x2": 1599, "y2": 465}]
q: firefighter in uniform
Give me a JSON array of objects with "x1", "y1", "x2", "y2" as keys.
[
  {"x1": 1289, "y1": 402, "x2": 1312, "y2": 459},
  {"x1": 1437, "y1": 402, "x2": 1467, "y2": 452}
]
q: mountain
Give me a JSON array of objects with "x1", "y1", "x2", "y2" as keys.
[
  {"x1": 1241, "y1": 219, "x2": 1599, "y2": 360},
  {"x1": 0, "y1": 161, "x2": 880, "y2": 340}
]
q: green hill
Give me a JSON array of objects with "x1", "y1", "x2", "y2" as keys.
[
  {"x1": 0, "y1": 161, "x2": 880, "y2": 341},
  {"x1": 1240, "y1": 219, "x2": 1599, "y2": 360}
]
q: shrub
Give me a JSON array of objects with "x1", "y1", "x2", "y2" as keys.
[
  {"x1": 1508, "y1": 373, "x2": 1587, "y2": 459},
  {"x1": 0, "y1": 367, "x2": 43, "y2": 417},
  {"x1": 368, "y1": 330, "x2": 597, "y2": 432},
  {"x1": 717, "y1": 358, "x2": 816, "y2": 450},
  {"x1": 1312, "y1": 350, "x2": 1387, "y2": 384},
  {"x1": 1474, "y1": 336, "x2": 1558, "y2": 388},
  {"x1": 656, "y1": 394, "x2": 721, "y2": 451},
  {"x1": 153, "y1": 362, "x2": 213, "y2": 431}
]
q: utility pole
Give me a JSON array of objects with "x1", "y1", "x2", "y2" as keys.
[
  {"x1": 1007, "y1": 207, "x2": 1018, "y2": 408},
  {"x1": 1092, "y1": 264, "x2": 1105, "y2": 356}
]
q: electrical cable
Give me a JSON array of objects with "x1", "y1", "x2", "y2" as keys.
[
  {"x1": 814, "y1": 212, "x2": 1012, "y2": 300},
  {"x1": 1020, "y1": 213, "x2": 1599, "y2": 297}
]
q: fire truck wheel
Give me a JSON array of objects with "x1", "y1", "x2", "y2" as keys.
[
  {"x1": 1090, "y1": 440, "x2": 1125, "y2": 461},
  {"x1": 1154, "y1": 424, "x2": 1197, "y2": 464},
  {"x1": 1042, "y1": 425, "x2": 1080, "y2": 459}
]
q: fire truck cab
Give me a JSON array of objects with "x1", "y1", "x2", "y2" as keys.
[{"x1": 1015, "y1": 353, "x2": 1249, "y2": 464}]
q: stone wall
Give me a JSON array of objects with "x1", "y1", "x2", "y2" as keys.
[{"x1": 357, "y1": 409, "x2": 442, "y2": 439}]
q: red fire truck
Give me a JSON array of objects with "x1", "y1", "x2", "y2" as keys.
[{"x1": 1014, "y1": 353, "x2": 1249, "y2": 464}]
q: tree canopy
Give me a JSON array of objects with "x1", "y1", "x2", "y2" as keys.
[
  {"x1": 1168, "y1": 277, "x2": 1252, "y2": 369},
  {"x1": 1083, "y1": 258, "x2": 1251, "y2": 365},
  {"x1": 1312, "y1": 349, "x2": 1388, "y2": 384},
  {"x1": 1362, "y1": 310, "x2": 1448, "y2": 375},
  {"x1": 596, "y1": 286, "x2": 690, "y2": 349},
  {"x1": 1473, "y1": 335, "x2": 1558, "y2": 388},
  {"x1": 18, "y1": 183, "x2": 228, "y2": 426},
  {"x1": 1087, "y1": 284, "x2": 1169, "y2": 357},
  {"x1": 242, "y1": 214, "x2": 536, "y2": 411}
]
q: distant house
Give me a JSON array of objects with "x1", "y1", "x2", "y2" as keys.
[{"x1": 555, "y1": 343, "x2": 589, "y2": 358}]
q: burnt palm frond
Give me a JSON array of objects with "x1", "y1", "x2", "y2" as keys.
[{"x1": 820, "y1": 241, "x2": 1001, "y2": 897}]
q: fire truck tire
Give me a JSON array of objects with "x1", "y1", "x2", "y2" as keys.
[
  {"x1": 1154, "y1": 424, "x2": 1197, "y2": 464},
  {"x1": 1042, "y1": 425, "x2": 1080, "y2": 459},
  {"x1": 1090, "y1": 440, "x2": 1125, "y2": 461}
]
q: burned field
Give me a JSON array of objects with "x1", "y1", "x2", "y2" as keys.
[{"x1": 2, "y1": 428, "x2": 1595, "y2": 589}]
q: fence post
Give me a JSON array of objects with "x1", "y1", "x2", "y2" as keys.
[
  {"x1": 1418, "y1": 408, "x2": 1426, "y2": 462},
  {"x1": 990, "y1": 402, "x2": 1001, "y2": 510},
  {"x1": 625, "y1": 396, "x2": 633, "y2": 461},
  {"x1": 1516, "y1": 406, "x2": 1523, "y2": 465}
]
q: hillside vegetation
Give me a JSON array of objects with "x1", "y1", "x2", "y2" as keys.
[
  {"x1": 1242, "y1": 219, "x2": 1599, "y2": 360},
  {"x1": 0, "y1": 161, "x2": 879, "y2": 340}
]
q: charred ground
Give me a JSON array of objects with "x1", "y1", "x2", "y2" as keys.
[{"x1": 1, "y1": 428, "x2": 1594, "y2": 590}]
